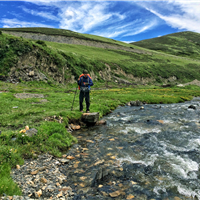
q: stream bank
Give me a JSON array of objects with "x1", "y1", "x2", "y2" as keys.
[{"x1": 3, "y1": 98, "x2": 200, "y2": 200}]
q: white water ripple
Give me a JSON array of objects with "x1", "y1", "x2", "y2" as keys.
[
  {"x1": 164, "y1": 151, "x2": 199, "y2": 179},
  {"x1": 119, "y1": 126, "x2": 162, "y2": 134},
  {"x1": 117, "y1": 154, "x2": 158, "y2": 167},
  {"x1": 177, "y1": 184, "x2": 200, "y2": 199}
]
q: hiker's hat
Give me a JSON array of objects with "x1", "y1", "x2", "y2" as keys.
[{"x1": 83, "y1": 69, "x2": 88, "y2": 74}]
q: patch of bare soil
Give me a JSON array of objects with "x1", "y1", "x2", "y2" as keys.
[
  {"x1": 14, "y1": 93, "x2": 44, "y2": 99},
  {"x1": 177, "y1": 79, "x2": 200, "y2": 87}
]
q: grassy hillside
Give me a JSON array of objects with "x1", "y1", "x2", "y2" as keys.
[
  {"x1": 0, "y1": 32, "x2": 66, "y2": 76},
  {"x1": 0, "y1": 27, "x2": 133, "y2": 48},
  {"x1": 1, "y1": 28, "x2": 200, "y2": 84},
  {"x1": 132, "y1": 31, "x2": 200, "y2": 60},
  {"x1": 46, "y1": 40, "x2": 200, "y2": 83}
]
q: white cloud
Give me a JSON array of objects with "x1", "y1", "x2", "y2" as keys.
[
  {"x1": 18, "y1": 1, "x2": 127, "y2": 35},
  {"x1": 122, "y1": 40, "x2": 135, "y2": 43},
  {"x1": 3, "y1": 1, "x2": 159, "y2": 40},
  {"x1": 96, "y1": 30, "x2": 127, "y2": 38},
  {"x1": 58, "y1": 2, "x2": 125, "y2": 33},
  {"x1": 6, "y1": 0, "x2": 200, "y2": 41},
  {"x1": 1, "y1": 18, "x2": 53, "y2": 28},
  {"x1": 143, "y1": 1, "x2": 200, "y2": 33},
  {"x1": 124, "y1": 20, "x2": 158, "y2": 37},
  {"x1": 21, "y1": 7, "x2": 59, "y2": 21}
]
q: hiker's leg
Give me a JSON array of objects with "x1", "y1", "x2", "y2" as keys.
[
  {"x1": 85, "y1": 91, "x2": 90, "y2": 111},
  {"x1": 79, "y1": 91, "x2": 84, "y2": 111}
]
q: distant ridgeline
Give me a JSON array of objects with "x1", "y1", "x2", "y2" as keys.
[
  {"x1": 132, "y1": 31, "x2": 200, "y2": 60},
  {"x1": 1, "y1": 27, "x2": 200, "y2": 85}
]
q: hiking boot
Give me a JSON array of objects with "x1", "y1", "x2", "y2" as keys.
[
  {"x1": 80, "y1": 110, "x2": 83, "y2": 113},
  {"x1": 86, "y1": 110, "x2": 90, "y2": 113}
]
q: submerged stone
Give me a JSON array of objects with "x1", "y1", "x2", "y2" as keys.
[{"x1": 188, "y1": 105, "x2": 196, "y2": 110}]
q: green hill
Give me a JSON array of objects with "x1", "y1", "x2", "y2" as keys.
[
  {"x1": 132, "y1": 31, "x2": 200, "y2": 60},
  {"x1": 1, "y1": 28, "x2": 200, "y2": 85},
  {"x1": 0, "y1": 27, "x2": 133, "y2": 48}
]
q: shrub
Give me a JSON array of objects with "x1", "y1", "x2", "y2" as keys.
[{"x1": 36, "y1": 40, "x2": 47, "y2": 47}]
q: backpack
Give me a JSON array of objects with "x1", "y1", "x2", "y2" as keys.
[
  {"x1": 78, "y1": 74, "x2": 92, "y2": 90},
  {"x1": 80, "y1": 76, "x2": 90, "y2": 92}
]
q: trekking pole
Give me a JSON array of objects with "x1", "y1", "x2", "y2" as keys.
[{"x1": 71, "y1": 85, "x2": 78, "y2": 111}]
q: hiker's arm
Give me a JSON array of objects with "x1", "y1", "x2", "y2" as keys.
[
  {"x1": 89, "y1": 77, "x2": 93, "y2": 86},
  {"x1": 77, "y1": 78, "x2": 81, "y2": 85}
]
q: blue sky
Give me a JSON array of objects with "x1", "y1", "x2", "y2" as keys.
[{"x1": 1, "y1": 0, "x2": 200, "y2": 42}]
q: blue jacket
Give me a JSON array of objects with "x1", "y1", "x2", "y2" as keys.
[{"x1": 78, "y1": 75, "x2": 93, "y2": 89}]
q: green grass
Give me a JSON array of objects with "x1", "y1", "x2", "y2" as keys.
[
  {"x1": 46, "y1": 40, "x2": 200, "y2": 83},
  {"x1": 0, "y1": 164, "x2": 22, "y2": 196},
  {"x1": 133, "y1": 31, "x2": 200, "y2": 60},
  {"x1": 1, "y1": 81, "x2": 200, "y2": 196}
]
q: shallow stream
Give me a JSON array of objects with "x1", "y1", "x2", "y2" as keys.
[{"x1": 61, "y1": 98, "x2": 200, "y2": 200}]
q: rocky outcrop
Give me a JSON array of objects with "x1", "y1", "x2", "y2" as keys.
[
  {"x1": 3, "y1": 31, "x2": 150, "y2": 55},
  {"x1": 112, "y1": 76, "x2": 132, "y2": 85},
  {"x1": 7, "y1": 50, "x2": 68, "y2": 83},
  {"x1": 9, "y1": 65, "x2": 48, "y2": 83}
]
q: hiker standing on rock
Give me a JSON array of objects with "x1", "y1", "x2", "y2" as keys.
[{"x1": 78, "y1": 69, "x2": 93, "y2": 113}]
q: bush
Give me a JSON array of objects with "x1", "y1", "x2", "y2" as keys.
[{"x1": 36, "y1": 40, "x2": 47, "y2": 47}]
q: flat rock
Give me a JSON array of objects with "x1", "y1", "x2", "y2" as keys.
[{"x1": 82, "y1": 112, "x2": 99, "y2": 123}]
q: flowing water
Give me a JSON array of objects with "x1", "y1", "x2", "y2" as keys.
[{"x1": 61, "y1": 98, "x2": 200, "y2": 200}]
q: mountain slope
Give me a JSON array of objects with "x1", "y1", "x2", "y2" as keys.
[
  {"x1": 1, "y1": 28, "x2": 200, "y2": 85},
  {"x1": 132, "y1": 31, "x2": 200, "y2": 60},
  {"x1": 0, "y1": 27, "x2": 138, "y2": 49}
]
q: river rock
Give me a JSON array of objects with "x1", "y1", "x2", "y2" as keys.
[
  {"x1": 95, "y1": 120, "x2": 106, "y2": 125},
  {"x1": 10, "y1": 153, "x2": 73, "y2": 199},
  {"x1": 82, "y1": 112, "x2": 99, "y2": 123},
  {"x1": 25, "y1": 128, "x2": 38, "y2": 137},
  {"x1": 16, "y1": 165, "x2": 20, "y2": 170},
  {"x1": 130, "y1": 100, "x2": 143, "y2": 106},
  {"x1": 92, "y1": 167, "x2": 110, "y2": 186},
  {"x1": 188, "y1": 105, "x2": 196, "y2": 110},
  {"x1": 70, "y1": 124, "x2": 81, "y2": 130}
]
